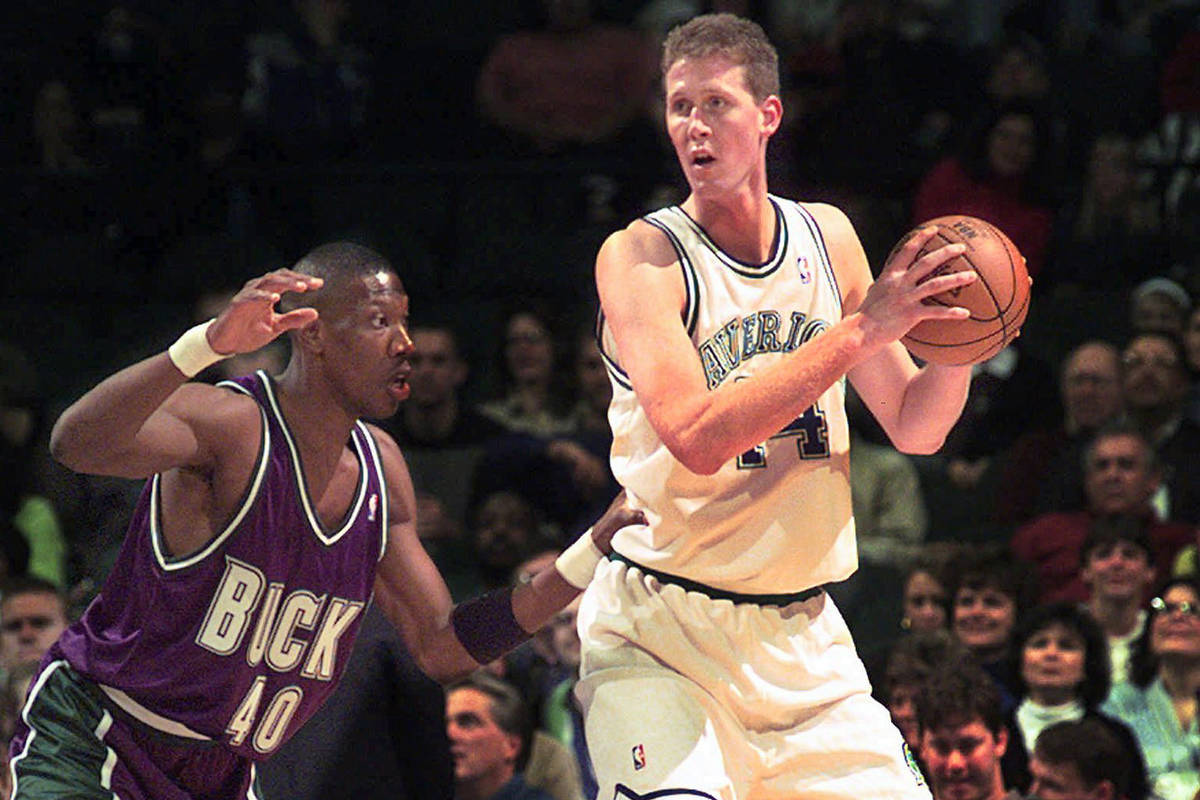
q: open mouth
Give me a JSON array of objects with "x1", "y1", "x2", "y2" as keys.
[{"x1": 692, "y1": 154, "x2": 715, "y2": 166}]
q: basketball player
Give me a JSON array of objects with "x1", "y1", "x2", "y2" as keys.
[
  {"x1": 10, "y1": 243, "x2": 643, "y2": 799},
  {"x1": 578, "y1": 14, "x2": 979, "y2": 800}
]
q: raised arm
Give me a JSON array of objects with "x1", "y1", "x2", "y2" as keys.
[
  {"x1": 371, "y1": 432, "x2": 644, "y2": 683},
  {"x1": 596, "y1": 216, "x2": 975, "y2": 474},
  {"x1": 49, "y1": 269, "x2": 323, "y2": 478}
]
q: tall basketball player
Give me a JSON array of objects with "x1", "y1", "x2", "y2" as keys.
[
  {"x1": 579, "y1": 14, "x2": 978, "y2": 800},
  {"x1": 11, "y1": 243, "x2": 642, "y2": 799}
]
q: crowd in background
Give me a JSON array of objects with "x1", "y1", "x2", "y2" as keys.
[{"x1": 4, "y1": 1, "x2": 1200, "y2": 798}]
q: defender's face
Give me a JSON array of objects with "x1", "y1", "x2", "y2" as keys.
[
  {"x1": 664, "y1": 55, "x2": 778, "y2": 196},
  {"x1": 322, "y1": 271, "x2": 413, "y2": 420}
]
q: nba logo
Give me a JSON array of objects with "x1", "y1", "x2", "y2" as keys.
[
  {"x1": 368, "y1": 494, "x2": 378, "y2": 522},
  {"x1": 631, "y1": 744, "x2": 646, "y2": 771},
  {"x1": 797, "y1": 256, "x2": 811, "y2": 284}
]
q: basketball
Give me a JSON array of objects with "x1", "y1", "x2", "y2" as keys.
[{"x1": 893, "y1": 215, "x2": 1031, "y2": 366}]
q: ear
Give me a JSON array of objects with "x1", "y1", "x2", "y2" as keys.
[
  {"x1": 502, "y1": 731, "x2": 523, "y2": 765},
  {"x1": 993, "y1": 725, "x2": 1008, "y2": 759},
  {"x1": 760, "y1": 95, "x2": 783, "y2": 137},
  {"x1": 296, "y1": 316, "x2": 324, "y2": 354},
  {"x1": 451, "y1": 359, "x2": 469, "y2": 389},
  {"x1": 1090, "y1": 778, "x2": 1115, "y2": 800}
]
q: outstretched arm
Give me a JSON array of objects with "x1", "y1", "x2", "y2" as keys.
[
  {"x1": 371, "y1": 433, "x2": 644, "y2": 683},
  {"x1": 49, "y1": 270, "x2": 322, "y2": 478},
  {"x1": 596, "y1": 215, "x2": 975, "y2": 474}
]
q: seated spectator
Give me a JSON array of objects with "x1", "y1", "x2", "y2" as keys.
[
  {"x1": 995, "y1": 339, "x2": 1124, "y2": 527},
  {"x1": 915, "y1": 659, "x2": 1026, "y2": 800},
  {"x1": 1120, "y1": 330, "x2": 1200, "y2": 523},
  {"x1": 1045, "y1": 131, "x2": 1164, "y2": 294},
  {"x1": 468, "y1": 491, "x2": 557, "y2": 596},
  {"x1": 910, "y1": 100, "x2": 1057, "y2": 279},
  {"x1": 1008, "y1": 601, "x2": 1148, "y2": 800},
  {"x1": 1102, "y1": 577, "x2": 1200, "y2": 800},
  {"x1": 475, "y1": 0, "x2": 656, "y2": 158},
  {"x1": 241, "y1": 0, "x2": 371, "y2": 163},
  {"x1": 1011, "y1": 422, "x2": 1193, "y2": 603},
  {"x1": 1030, "y1": 718, "x2": 1147, "y2": 800},
  {"x1": 481, "y1": 306, "x2": 575, "y2": 438},
  {"x1": 879, "y1": 630, "x2": 969, "y2": 754},
  {"x1": 1082, "y1": 515, "x2": 1160, "y2": 684},
  {"x1": 446, "y1": 672, "x2": 555, "y2": 800},
  {"x1": 0, "y1": 577, "x2": 69, "y2": 678},
  {"x1": 1130, "y1": 278, "x2": 1192, "y2": 337}
]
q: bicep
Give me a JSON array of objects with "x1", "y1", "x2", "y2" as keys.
[{"x1": 106, "y1": 386, "x2": 228, "y2": 478}]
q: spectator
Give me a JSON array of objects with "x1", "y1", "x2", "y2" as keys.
[
  {"x1": 241, "y1": 0, "x2": 370, "y2": 163},
  {"x1": 1011, "y1": 422, "x2": 1193, "y2": 604},
  {"x1": 995, "y1": 339, "x2": 1125, "y2": 527},
  {"x1": 880, "y1": 630, "x2": 969, "y2": 754},
  {"x1": 1120, "y1": 330, "x2": 1200, "y2": 523},
  {"x1": 0, "y1": 577, "x2": 69, "y2": 677},
  {"x1": 911, "y1": 100, "x2": 1057, "y2": 279},
  {"x1": 1184, "y1": 305, "x2": 1200, "y2": 424},
  {"x1": 1102, "y1": 577, "x2": 1200, "y2": 800},
  {"x1": 481, "y1": 306, "x2": 575, "y2": 438},
  {"x1": 538, "y1": 594, "x2": 591, "y2": 799},
  {"x1": 1081, "y1": 515, "x2": 1160, "y2": 684},
  {"x1": 1045, "y1": 131, "x2": 1164, "y2": 293},
  {"x1": 915, "y1": 659, "x2": 1025, "y2": 800},
  {"x1": 469, "y1": 491, "x2": 556, "y2": 595},
  {"x1": 1029, "y1": 718, "x2": 1146, "y2": 800},
  {"x1": 1008, "y1": 601, "x2": 1148, "y2": 800},
  {"x1": 1130, "y1": 278, "x2": 1192, "y2": 337},
  {"x1": 446, "y1": 672, "x2": 554, "y2": 800},
  {"x1": 475, "y1": 0, "x2": 657, "y2": 158}
]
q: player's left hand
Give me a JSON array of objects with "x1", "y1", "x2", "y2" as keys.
[{"x1": 589, "y1": 490, "x2": 646, "y2": 554}]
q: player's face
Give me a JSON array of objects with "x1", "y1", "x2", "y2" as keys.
[
  {"x1": 904, "y1": 570, "x2": 948, "y2": 633},
  {"x1": 446, "y1": 687, "x2": 520, "y2": 783},
  {"x1": 1081, "y1": 540, "x2": 1153, "y2": 602},
  {"x1": 1083, "y1": 435, "x2": 1156, "y2": 515},
  {"x1": 322, "y1": 270, "x2": 413, "y2": 419},
  {"x1": 1060, "y1": 345, "x2": 1122, "y2": 432},
  {"x1": 1149, "y1": 584, "x2": 1200, "y2": 659},
  {"x1": 408, "y1": 330, "x2": 466, "y2": 407},
  {"x1": 664, "y1": 55, "x2": 780, "y2": 197},
  {"x1": 952, "y1": 586, "x2": 1016, "y2": 657},
  {"x1": 920, "y1": 720, "x2": 1007, "y2": 800},
  {"x1": 1021, "y1": 622, "x2": 1086, "y2": 703},
  {"x1": 1028, "y1": 757, "x2": 1103, "y2": 800},
  {"x1": 0, "y1": 592, "x2": 68, "y2": 671}
]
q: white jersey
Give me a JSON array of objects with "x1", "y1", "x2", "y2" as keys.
[{"x1": 598, "y1": 196, "x2": 856, "y2": 595}]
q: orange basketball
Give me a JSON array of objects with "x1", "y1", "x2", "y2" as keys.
[{"x1": 894, "y1": 215, "x2": 1031, "y2": 366}]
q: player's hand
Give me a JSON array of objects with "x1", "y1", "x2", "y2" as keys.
[
  {"x1": 207, "y1": 269, "x2": 324, "y2": 355},
  {"x1": 856, "y1": 226, "x2": 978, "y2": 349},
  {"x1": 588, "y1": 490, "x2": 646, "y2": 554}
]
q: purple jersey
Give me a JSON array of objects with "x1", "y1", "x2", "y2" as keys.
[{"x1": 55, "y1": 372, "x2": 388, "y2": 761}]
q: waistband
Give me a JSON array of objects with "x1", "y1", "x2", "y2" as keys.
[{"x1": 608, "y1": 551, "x2": 825, "y2": 607}]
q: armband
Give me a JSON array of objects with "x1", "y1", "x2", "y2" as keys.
[
  {"x1": 554, "y1": 527, "x2": 604, "y2": 589},
  {"x1": 167, "y1": 319, "x2": 225, "y2": 378},
  {"x1": 450, "y1": 586, "x2": 531, "y2": 665}
]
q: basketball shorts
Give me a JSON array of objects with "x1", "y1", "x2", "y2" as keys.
[
  {"x1": 575, "y1": 558, "x2": 931, "y2": 800},
  {"x1": 10, "y1": 660, "x2": 263, "y2": 800}
]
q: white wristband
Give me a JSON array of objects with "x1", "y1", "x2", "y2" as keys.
[
  {"x1": 167, "y1": 319, "x2": 225, "y2": 378},
  {"x1": 555, "y1": 528, "x2": 605, "y2": 590}
]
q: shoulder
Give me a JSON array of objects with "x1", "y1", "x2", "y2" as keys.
[
  {"x1": 597, "y1": 217, "x2": 678, "y2": 271},
  {"x1": 363, "y1": 422, "x2": 412, "y2": 485}
]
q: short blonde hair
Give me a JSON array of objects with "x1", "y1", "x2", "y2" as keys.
[{"x1": 662, "y1": 13, "x2": 779, "y2": 101}]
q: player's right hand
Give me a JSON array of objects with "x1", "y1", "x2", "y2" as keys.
[
  {"x1": 207, "y1": 269, "x2": 324, "y2": 355},
  {"x1": 589, "y1": 490, "x2": 647, "y2": 554}
]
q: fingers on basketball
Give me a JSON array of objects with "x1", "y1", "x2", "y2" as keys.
[{"x1": 891, "y1": 215, "x2": 1031, "y2": 366}]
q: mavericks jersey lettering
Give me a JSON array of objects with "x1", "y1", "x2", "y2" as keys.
[
  {"x1": 598, "y1": 197, "x2": 856, "y2": 594},
  {"x1": 54, "y1": 371, "x2": 387, "y2": 760}
]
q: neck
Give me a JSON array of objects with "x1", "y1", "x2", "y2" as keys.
[
  {"x1": 404, "y1": 398, "x2": 459, "y2": 439},
  {"x1": 1130, "y1": 406, "x2": 1179, "y2": 443},
  {"x1": 1089, "y1": 596, "x2": 1142, "y2": 636},
  {"x1": 457, "y1": 771, "x2": 512, "y2": 800},
  {"x1": 514, "y1": 382, "x2": 549, "y2": 415},
  {"x1": 1159, "y1": 658, "x2": 1200, "y2": 699},
  {"x1": 274, "y1": 364, "x2": 356, "y2": 446},
  {"x1": 1028, "y1": 688, "x2": 1079, "y2": 708},
  {"x1": 682, "y1": 174, "x2": 773, "y2": 264}
]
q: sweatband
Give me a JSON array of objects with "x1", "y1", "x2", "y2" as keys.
[
  {"x1": 450, "y1": 586, "x2": 531, "y2": 665},
  {"x1": 555, "y1": 528, "x2": 603, "y2": 589},
  {"x1": 167, "y1": 319, "x2": 225, "y2": 378}
]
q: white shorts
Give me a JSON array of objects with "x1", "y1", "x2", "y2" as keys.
[{"x1": 576, "y1": 558, "x2": 930, "y2": 800}]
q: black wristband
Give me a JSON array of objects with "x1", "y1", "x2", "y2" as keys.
[{"x1": 450, "y1": 586, "x2": 532, "y2": 665}]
